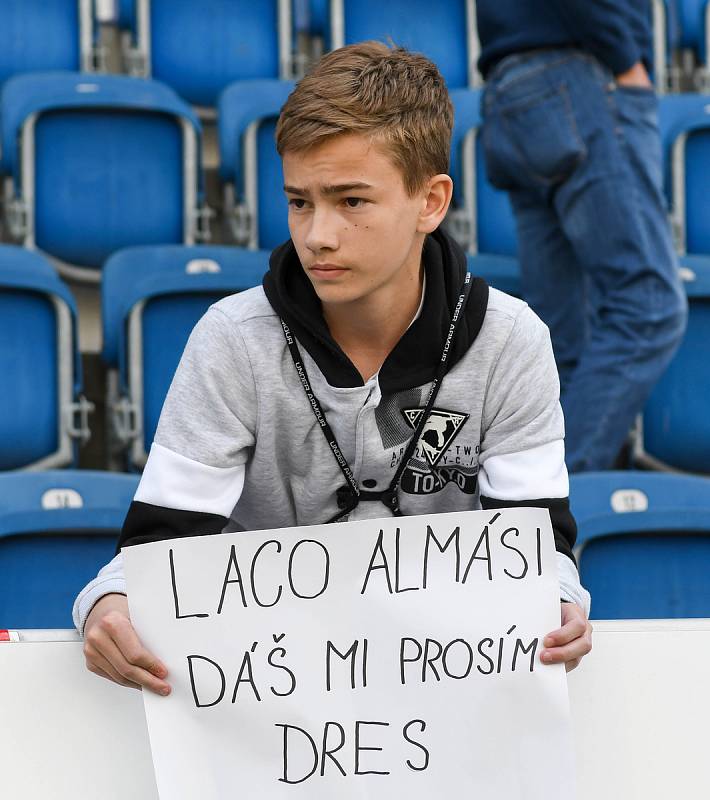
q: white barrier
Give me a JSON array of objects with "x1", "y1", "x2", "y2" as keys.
[{"x1": 0, "y1": 620, "x2": 708, "y2": 799}]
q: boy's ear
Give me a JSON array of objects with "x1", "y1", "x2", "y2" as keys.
[{"x1": 417, "y1": 173, "x2": 454, "y2": 234}]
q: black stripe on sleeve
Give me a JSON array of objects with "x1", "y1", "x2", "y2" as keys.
[
  {"x1": 480, "y1": 495, "x2": 577, "y2": 565},
  {"x1": 116, "y1": 500, "x2": 229, "y2": 552}
]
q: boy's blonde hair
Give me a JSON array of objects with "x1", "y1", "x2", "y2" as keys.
[{"x1": 276, "y1": 41, "x2": 454, "y2": 196}]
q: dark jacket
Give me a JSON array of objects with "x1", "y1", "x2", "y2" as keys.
[{"x1": 476, "y1": 0, "x2": 653, "y2": 78}]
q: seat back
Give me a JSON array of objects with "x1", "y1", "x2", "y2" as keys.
[
  {"x1": 650, "y1": 0, "x2": 683, "y2": 91},
  {"x1": 218, "y1": 79, "x2": 294, "y2": 249},
  {"x1": 683, "y1": 125, "x2": 710, "y2": 255},
  {"x1": 658, "y1": 94, "x2": 710, "y2": 256},
  {"x1": 36, "y1": 110, "x2": 184, "y2": 267},
  {"x1": 642, "y1": 259, "x2": 710, "y2": 473},
  {"x1": 450, "y1": 88, "x2": 519, "y2": 257},
  {"x1": 329, "y1": 0, "x2": 475, "y2": 89},
  {"x1": 474, "y1": 130, "x2": 519, "y2": 257},
  {"x1": 102, "y1": 246, "x2": 269, "y2": 469},
  {"x1": 117, "y1": 0, "x2": 137, "y2": 29},
  {"x1": 467, "y1": 254, "x2": 522, "y2": 298},
  {"x1": 0, "y1": 246, "x2": 82, "y2": 471},
  {"x1": 0, "y1": 471, "x2": 139, "y2": 629},
  {"x1": 677, "y1": 0, "x2": 709, "y2": 63},
  {"x1": 570, "y1": 471, "x2": 710, "y2": 619},
  {"x1": 0, "y1": 0, "x2": 91, "y2": 87},
  {"x1": 0, "y1": 73, "x2": 202, "y2": 280},
  {"x1": 128, "y1": 0, "x2": 290, "y2": 106},
  {"x1": 253, "y1": 118, "x2": 290, "y2": 249}
]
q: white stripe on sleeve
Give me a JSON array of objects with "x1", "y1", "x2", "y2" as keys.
[
  {"x1": 135, "y1": 442, "x2": 245, "y2": 518},
  {"x1": 478, "y1": 439, "x2": 569, "y2": 501}
]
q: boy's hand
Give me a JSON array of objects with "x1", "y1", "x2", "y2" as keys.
[
  {"x1": 83, "y1": 593, "x2": 171, "y2": 696},
  {"x1": 540, "y1": 602, "x2": 592, "y2": 672},
  {"x1": 615, "y1": 61, "x2": 652, "y2": 89}
]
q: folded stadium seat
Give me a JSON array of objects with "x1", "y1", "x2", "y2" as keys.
[
  {"x1": 650, "y1": 0, "x2": 682, "y2": 92},
  {"x1": 0, "y1": 72, "x2": 208, "y2": 283},
  {"x1": 306, "y1": 0, "x2": 328, "y2": 40},
  {"x1": 658, "y1": 94, "x2": 710, "y2": 259},
  {"x1": 448, "y1": 88, "x2": 521, "y2": 295},
  {"x1": 0, "y1": 0, "x2": 96, "y2": 88},
  {"x1": 117, "y1": 0, "x2": 136, "y2": 30},
  {"x1": 676, "y1": 0, "x2": 710, "y2": 88},
  {"x1": 119, "y1": 0, "x2": 295, "y2": 110},
  {"x1": 638, "y1": 259, "x2": 710, "y2": 473},
  {"x1": 0, "y1": 246, "x2": 91, "y2": 471},
  {"x1": 0, "y1": 470, "x2": 138, "y2": 629},
  {"x1": 328, "y1": 0, "x2": 481, "y2": 89},
  {"x1": 102, "y1": 245, "x2": 269, "y2": 471},
  {"x1": 569, "y1": 471, "x2": 710, "y2": 619},
  {"x1": 218, "y1": 79, "x2": 295, "y2": 249}
]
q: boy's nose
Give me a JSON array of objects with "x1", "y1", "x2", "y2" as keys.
[{"x1": 305, "y1": 208, "x2": 339, "y2": 253}]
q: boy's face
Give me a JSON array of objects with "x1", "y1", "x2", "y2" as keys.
[{"x1": 283, "y1": 133, "x2": 430, "y2": 309}]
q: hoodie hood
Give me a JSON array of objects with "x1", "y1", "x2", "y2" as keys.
[{"x1": 262, "y1": 226, "x2": 489, "y2": 394}]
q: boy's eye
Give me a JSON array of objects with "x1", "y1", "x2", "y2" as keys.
[
  {"x1": 288, "y1": 198, "x2": 307, "y2": 209},
  {"x1": 344, "y1": 197, "x2": 365, "y2": 208}
]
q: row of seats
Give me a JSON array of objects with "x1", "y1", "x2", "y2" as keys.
[
  {"x1": 0, "y1": 0, "x2": 482, "y2": 107},
  {"x1": 3, "y1": 2, "x2": 710, "y2": 109},
  {"x1": 1, "y1": 469, "x2": 708, "y2": 628},
  {"x1": 0, "y1": 244, "x2": 266, "y2": 472},
  {"x1": 3, "y1": 73, "x2": 710, "y2": 277},
  {"x1": 1, "y1": 244, "x2": 707, "y2": 475}
]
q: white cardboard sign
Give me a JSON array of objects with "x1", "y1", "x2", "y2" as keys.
[{"x1": 124, "y1": 508, "x2": 576, "y2": 799}]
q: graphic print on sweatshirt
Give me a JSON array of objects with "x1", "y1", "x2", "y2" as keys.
[{"x1": 375, "y1": 391, "x2": 479, "y2": 496}]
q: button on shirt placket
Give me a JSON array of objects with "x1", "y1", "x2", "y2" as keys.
[{"x1": 351, "y1": 379, "x2": 381, "y2": 516}]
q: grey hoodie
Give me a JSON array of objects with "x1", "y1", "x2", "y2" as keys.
[{"x1": 74, "y1": 230, "x2": 589, "y2": 631}]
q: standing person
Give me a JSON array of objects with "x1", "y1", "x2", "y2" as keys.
[
  {"x1": 476, "y1": 0, "x2": 688, "y2": 472},
  {"x1": 74, "y1": 42, "x2": 591, "y2": 695}
]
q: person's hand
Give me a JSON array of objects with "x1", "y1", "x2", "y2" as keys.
[
  {"x1": 615, "y1": 61, "x2": 652, "y2": 89},
  {"x1": 540, "y1": 602, "x2": 592, "y2": 672},
  {"x1": 83, "y1": 592, "x2": 171, "y2": 695}
]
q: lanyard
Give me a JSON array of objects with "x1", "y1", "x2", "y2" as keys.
[{"x1": 281, "y1": 272, "x2": 473, "y2": 523}]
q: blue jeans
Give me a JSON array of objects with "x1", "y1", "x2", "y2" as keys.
[{"x1": 481, "y1": 49, "x2": 688, "y2": 472}]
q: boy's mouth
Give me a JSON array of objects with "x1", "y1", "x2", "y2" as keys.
[{"x1": 309, "y1": 263, "x2": 349, "y2": 278}]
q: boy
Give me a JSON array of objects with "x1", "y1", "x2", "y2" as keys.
[{"x1": 75, "y1": 42, "x2": 592, "y2": 695}]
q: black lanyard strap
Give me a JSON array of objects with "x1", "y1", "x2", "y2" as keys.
[{"x1": 281, "y1": 272, "x2": 473, "y2": 523}]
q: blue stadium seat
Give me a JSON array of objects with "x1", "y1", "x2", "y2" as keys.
[
  {"x1": 120, "y1": 0, "x2": 293, "y2": 107},
  {"x1": 650, "y1": 0, "x2": 682, "y2": 91},
  {"x1": 0, "y1": 246, "x2": 90, "y2": 471},
  {"x1": 677, "y1": 0, "x2": 709, "y2": 66},
  {"x1": 306, "y1": 0, "x2": 329, "y2": 37},
  {"x1": 218, "y1": 79, "x2": 295, "y2": 249},
  {"x1": 0, "y1": 0, "x2": 94, "y2": 88},
  {"x1": 0, "y1": 470, "x2": 138, "y2": 629},
  {"x1": 0, "y1": 72, "x2": 205, "y2": 282},
  {"x1": 570, "y1": 471, "x2": 710, "y2": 619},
  {"x1": 659, "y1": 95, "x2": 710, "y2": 260},
  {"x1": 117, "y1": 0, "x2": 136, "y2": 30},
  {"x1": 467, "y1": 254, "x2": 522, "y2": 298},
  {"x1": 640, "y1": 259, "x2": 710, "y2": 473},
  {"x1": 102, "y1": 245, "x2": 269, "y2": 470},
  {"x1": 328, "y1": 0, "x2": 479, "y2": 89},
  {"x1": 449, "y1": 89, "x2": 519, "y2": 259}
]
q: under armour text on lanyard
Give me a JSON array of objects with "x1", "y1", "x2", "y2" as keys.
[{"x1": 281, "y1": 272, "x2": 473, "y2": 523}]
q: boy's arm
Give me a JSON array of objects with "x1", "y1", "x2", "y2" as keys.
[
  {"x1": 478, "y1": 304, "x2": 592, "y2": 668},
  {"x1": 118, "y1": 305, "x2": 256, "y2": 543},
  {"x1": 478, "y1": 440, "x2": 589, "y2": 613},
  {"x1": 76, "y1": 306, "x2": 257, "y2": 690}
]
